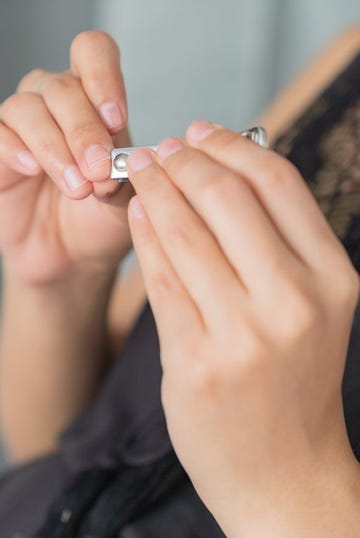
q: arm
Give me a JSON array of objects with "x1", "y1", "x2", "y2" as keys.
[
  {"x1": 0, "y1": 31, "x2": 134, "y2": 464},
  {"x1": 112, "y1": 26, "x2": 360, "y2": 536},
  {"x1": 127, "y1": 120, "x2": 360, "y2": 537},
  {"x1": 0, "y1": 265, "x2": 115, "y2": 462},
  {"x1": 108, "y1": 25, "x2": 360, "y2": 339}
]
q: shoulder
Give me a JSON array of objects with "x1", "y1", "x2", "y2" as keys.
[{"x1": 260, "y1": 24, "x2": 360, "y2": 145}]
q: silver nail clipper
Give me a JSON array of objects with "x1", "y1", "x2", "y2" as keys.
[{"x1": 110, "y1": 126, "x2": 268, "y2": 182}]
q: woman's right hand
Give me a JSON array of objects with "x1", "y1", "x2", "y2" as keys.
[{"x1": 0, "y1": 30, "x2": 135, "y2": 285}]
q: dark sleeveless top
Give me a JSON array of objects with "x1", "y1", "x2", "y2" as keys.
[{"x1": 0, "y1": 51, "x2": 359, "y2": 538}]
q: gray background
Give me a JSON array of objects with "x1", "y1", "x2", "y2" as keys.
[
  {"x1": 1, "y1": 1, "x2": 359, "y2": 139},
  {"x1": 0, "y1": 0, "x2": 95, "y2": 101},
  {"x1": 0, "y1": 0, "x2": 359, "y2": 467},
  {"x1": 96, "y1": 0, "x2": 360, "y2": 143}
]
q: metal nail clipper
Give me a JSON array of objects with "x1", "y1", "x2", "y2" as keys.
[{"x1": 110, "y1": 126, "x2": 268, "y2": 182}]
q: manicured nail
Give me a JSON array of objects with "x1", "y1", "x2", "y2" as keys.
[
  {"x1": 187, "y1": 120, "x2": 217, "y2": 143},
  {"x1": 157, "y1": 138, "x2": 185, "y2": 162},
  {"x1": 130, "y1": 195, "x2": 146, "y2": 218},
  {"x1": 100, "y1": 101, "x2": 124, "y2": 130},
  {"x1": 85, "y1": 144, "x2": 110, "y2": 169},
  {"x1": 127, "y1": 149, "x2": 154, "y2": 172},
  {"x1": 64, "y1": 165, "x2": 88, "y2": 191},
  {"x1": 17, "y1": 151, "x2": 40, "y2": 173}
]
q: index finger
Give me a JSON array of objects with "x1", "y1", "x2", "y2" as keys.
[
  {"x1": 70, "y1": 30, "x2": 127, "y2": 134},
  {"x1": 186, "y1": 121, "x2": 343, "y2": 272}
]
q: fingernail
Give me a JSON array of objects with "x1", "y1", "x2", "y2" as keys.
[
  {"x1": 64, "y1": 165, "x2": 88, "y2": 191},
  {"x1": 157, "y1": 137, "x2": 185, "y2": 162},
  {"x1": 85, "y1": 144, "x2": 110, "y2": 169},
  {"x1": 187, "y1": 120, "x2": 217, "y2": 143},
  {"x1": 130, "y1": 195, "x2": 146, "y2": 218},
  {"x1": 17, "y1": 151, "x2": 40, "y2": 173},
  {"x1": 100, "y1": 101, "x2": 124, "y2": 130},
  {"x1": 127, "y1": 149, "x2": 154, "y2": 172}
]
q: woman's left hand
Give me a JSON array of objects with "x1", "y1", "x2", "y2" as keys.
[{"x1": 127, "y1": 121, "x2": 360, "y2": 537}]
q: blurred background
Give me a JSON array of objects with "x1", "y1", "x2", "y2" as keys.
[
  {"x1": 0, "y1": 0, "x2": 359, "y2": 467},
  {"x1": 1, "y1": 0, "x2": 359, "y2": 141}
]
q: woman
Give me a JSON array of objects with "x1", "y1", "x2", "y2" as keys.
[{"x1": 0, "y1": 26, "x2": 359, "y2": 537}]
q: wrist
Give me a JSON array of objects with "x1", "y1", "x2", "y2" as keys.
[
  {"x1": 1, "y1": 259, "x2": 119, "y2": 349},
  {"x1": 2, "y1": 254, "x2": 118, "y2": 300},
  {"x1": 0, "y1": 256, "x2": 119, "y2": 462},
  {"x1": 220, "y1": 450, "x2": 360, "y2": 538}
]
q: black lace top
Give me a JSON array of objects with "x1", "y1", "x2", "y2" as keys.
[
  {"x1": 273, "y1": 51, "x2": 360, "y2": 462},
  {"x1": 273, "y1": 51, "x2": 360, "y2": 269},
  {"x1": 0, "y1": 52, "x2": 359, "y2": 538}
]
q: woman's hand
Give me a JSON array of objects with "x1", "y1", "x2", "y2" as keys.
[
  {"x1": 0, "y1": 30, "x2": 134, "y2": 285},
  {"x1": 0, "y1": 31, "x2": 138, "y2": 460},
  {"x1": 127, "y1": 121, "x2": 360, "y2": 537}
]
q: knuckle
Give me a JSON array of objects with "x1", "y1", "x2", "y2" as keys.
[
  {"x1": 1, "y1": 95, "x2": 17, "y2": 117},
  {"x1": 27, "y1": 68, "x2": 47, "y2": 79},
  {"x1": 325, "y1": 250, "x2": 360, "y2": 307},
  {"x1": 167, "y1": 224, "x2": 193, "y2": 251},
  {"x1": 200, "y1": 169, "x2": 239, "y2": 204},
  {"x1": 209, "y1": 129, "x2": 240, "y2": 152},
  {"x1": 183, "y1": 324, "x2": 272, "y2": 399},
  {"x1": 92, "y1": 191, "x2": 115, "y2": 203},
  {"x1": 166, "y1": 143, "x2": 243, "y2": 211},
  {"x1": 188, "y1": 361, "x2": 222, "y2": 397},
  {"x1": 262, "y1": 157, "x2": 294, "y2": 188},
  {"x1": 17, "y1": 68, "x2": 47, "y2": 91},
  {"x1": 93, "y1": 183, "x2": 121, "y2": 203},
  {"x1": 169, "y1": 148, "x2": 197, "y2": 176},
  {"x1": 42, "y1": 73, "x2": 78, "y2": 95},
  {"x1": 234, "y1": 352, "x2": 267, "y2": 388},
  {"x1": 266, "y1": 251, "x2": 295, "y2": 282},
  {"x1": 68, "y1": 121, "x2": 104, "y2": 146},
  {"x1": 180, "y1": 335, "x2": 203, "y2": 360},
  {"x1": 1, "y1": 92, "x2": 42, "y2": 119},
  {"x1": 33, "y1": 138, "x2": 53, "y2": 157},
  {"x1": 151, "y1": 270, "x2": 175, "y2": 298},
  {"x1": 337, "y1": 267, "x2": 360, "y2": 305},
  {"x1": 188, "y1": 347, "x2": 266, "y2": 399},
  {"x1": 283, "y1": 285, "x2": 321, "y2": 338}
]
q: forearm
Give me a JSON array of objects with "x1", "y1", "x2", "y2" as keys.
[
  {"x1": 218, "y1": 453, "x2": 360, "y2": 538},
  {"x1": 0, "y1": 260, "x2": 118, "y2": 463}
]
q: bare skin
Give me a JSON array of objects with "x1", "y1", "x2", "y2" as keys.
[
  {"x1": 0, "y1": 31, "x2": 135, "y2": 462},
  {"x1": 108, "y1": 24, "x2": 360, "y2": 343},
  {"x1": 124, "y1": 34, "x2": 360, "y2": 537},
  {"x1": 1, "y1": 22, "x2": 360, "y2": 538},
  {"x1": 0, "y1": 25, "x2": 358, "y2": 467}
]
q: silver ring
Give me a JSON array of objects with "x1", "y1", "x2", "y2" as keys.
[{"x1": 110, "y1": 126, "x2": 268, "y2": 182}]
